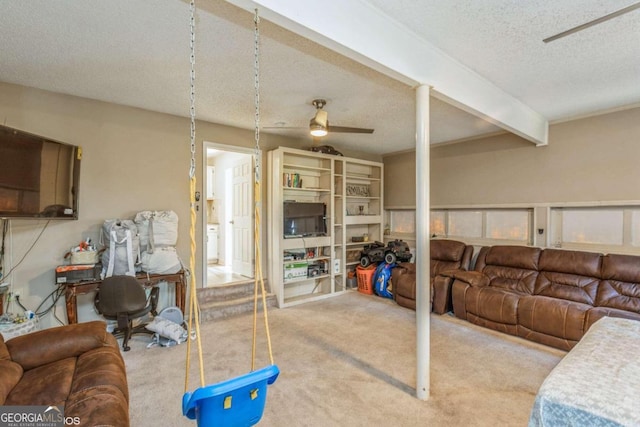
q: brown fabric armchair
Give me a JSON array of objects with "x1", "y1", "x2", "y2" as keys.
[
  {"x1": 0, "y1": 321, "x2": 129, "y2": 427},
  {"x1": 392, "y1": 239, "x2": 473, "y2": 313}
]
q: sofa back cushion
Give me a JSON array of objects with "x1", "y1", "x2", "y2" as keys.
[
  {"x1": 534, "y1": 249, "x2": 601, "y2": 305},
  {"x1": 475, "y1": 246, "x2": 541, "y2": 294},
  {"x1": 430, "y1": 239, "x2": 472, "y2": 278},
  {"x1": 596, "y1": 254, "x2": 640, "y2": 313},
  {"x1": 475, "y1": 245, "x2": 541, "y2": 271},
  {"x1": 6, "y1": 321, "x2": 110, "y2": 370}
]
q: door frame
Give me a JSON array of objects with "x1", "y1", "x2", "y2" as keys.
[{"x1": 201, "y1": 141, "x2": 257, "y2": 286}]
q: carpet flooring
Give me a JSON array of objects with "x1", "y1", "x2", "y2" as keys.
[{"x1": 121, "y1": 291, "x2": 565, "y2": 426}]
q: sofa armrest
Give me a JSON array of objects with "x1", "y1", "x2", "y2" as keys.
[
  {"x1": 432, "y1": 275, "x2": 454, "y2": 314},
  {"x1": 439, "y1": 270, "x2": 489, "y2": 287},
  {"x1": 7, "y1": 321, "x2": 112, "y2": 371},
  {"x1": 393, "y1": 262, "x2": 416, "y2": 275}
]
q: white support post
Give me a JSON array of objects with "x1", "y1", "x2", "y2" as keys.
[{"x1": 415, "y1": 84, "x2": 431, "y2": 400}]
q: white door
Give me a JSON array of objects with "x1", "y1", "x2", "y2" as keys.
[{"x1": 231, "y1": 156, "x2": 254, "y2": 277}]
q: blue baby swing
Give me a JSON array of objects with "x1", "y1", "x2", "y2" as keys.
[{"x1": 182, "y1": 4, "x2": 278, "y2": 426}]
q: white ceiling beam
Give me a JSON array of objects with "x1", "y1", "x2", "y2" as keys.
[{"x1": 224, "y1": 0, "x2": 548, "y2": 146}]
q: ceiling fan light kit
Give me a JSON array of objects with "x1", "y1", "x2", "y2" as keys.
[
  {"x1": 309, "y1": 101, "x2": 329, "y2": 136},
  {"x1": 310, "y1": 123, "x2": 328, "y2": 137}
]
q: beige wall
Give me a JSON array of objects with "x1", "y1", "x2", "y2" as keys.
[
  {"x1": 0, "y1": 82, "x2": 379, "y2": 328},
  {"x1": 384, "y1": 150, "x2": 416, "y2": 208},
  {"x1": 385, "y1": 106, "x2": 640, "y2": 208}
]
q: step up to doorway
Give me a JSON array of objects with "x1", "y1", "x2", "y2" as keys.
[{"x1": 197, "y1": 280, "x2": 277, "y2": 321}]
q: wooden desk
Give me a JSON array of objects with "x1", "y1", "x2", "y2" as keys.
[{"x1": 64, "y1": 271, "x2": 186, "y2": 324}]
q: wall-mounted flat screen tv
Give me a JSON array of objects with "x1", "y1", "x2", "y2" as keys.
[{"x1": 0, "y1": 125, "x2": 81, "y2": 219}]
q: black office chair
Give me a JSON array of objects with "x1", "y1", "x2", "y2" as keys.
[{"x1": 95, "y1": 275, "x2": 159, "y2": 351}]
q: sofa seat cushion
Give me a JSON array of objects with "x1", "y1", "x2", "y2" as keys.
[
  {"x1": 465, "y1": 286, "x2": 522, "y2": 325},
  {"x1": 432, "y1": 260, "x2": 464, "y2": 278},
  {"x1": 518, "y1": 296, "x2": 590, "y2": 342},
  {"x1": 516, "y1": 325, "x2": 578, "y2": 351},
  {"x1": 395, "y1": 293, "x2": 417, "y2": 311},
  {"x1": 467, "y1": 313, "x2": 519, "y2": 335},
  {"x1": 5, "y1": 357, "x2": 76, "y2": 406},
  {"x1": 0, "y1": 359, "x2": 23, "y2": 404}
]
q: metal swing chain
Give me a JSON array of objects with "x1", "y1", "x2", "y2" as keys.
[
  {"x1": 251, "y1": 8, "x2": 275, "y2": 370},
  {"x1": 185, "y1": 0, "x2": 205, "y2": 392},
  {"x1": 253, "y1": 9, "x2": 261, "y2": 182},
  {"x1": 189, "y1": 0, "x2": 197, "y2": 179}
]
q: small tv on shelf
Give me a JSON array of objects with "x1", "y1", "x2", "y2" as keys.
[
  {"x1": 283, "y1": 201, "x2": 326, "y2": 238},
  {"x1": 0, "y1": 124, "x2": 81, "y2": 219}
]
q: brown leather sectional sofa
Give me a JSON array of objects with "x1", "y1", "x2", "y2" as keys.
[
  {"x1": 447, "y1": 245, "x2": 640, "y2": 351},
  {"x1": 0, "y1": 321, "x2": 129, "y2": 426},
  {"x1": 392, "y1": 239, "x2": 473, "y2": 313}
]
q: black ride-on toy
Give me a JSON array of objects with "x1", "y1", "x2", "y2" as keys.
[{"x1": 359, "y1": 239, "x2": 412, "y2": 267}]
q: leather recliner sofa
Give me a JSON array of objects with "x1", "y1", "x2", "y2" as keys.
[
  {"x1": 392, "y1": 239, "x2": 473, "y2": 313},
  {"x1": 0, "y1": 321, "x2": 130, "y2": 426},
  {"x1": 446, "y1": 245, "x2": 640, "y2": 351}
]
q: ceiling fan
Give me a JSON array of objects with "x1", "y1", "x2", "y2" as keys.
[
  {"x1": 543, "y1": 2, "x2": 640, "y2": 43},
  {"x1": 265, "y1": 99, "x2": 374, "y2": 137},
  {"x1": 308, "y1": 99, "x2": 374, "y2": 137}
]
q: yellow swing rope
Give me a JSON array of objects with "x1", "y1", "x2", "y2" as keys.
[{"x1": 184, "y1": 4, "x2": 274, "y2": 394}]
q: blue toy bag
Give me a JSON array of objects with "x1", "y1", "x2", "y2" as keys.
[{"x1": 373, "y1": 262, "x2": 395, "y2": 298}]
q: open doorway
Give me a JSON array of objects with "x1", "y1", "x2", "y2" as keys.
[{"x1": 203, "y1": 142, "x2": 255, "y2": 287}]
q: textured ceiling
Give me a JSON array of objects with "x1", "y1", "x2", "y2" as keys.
[
  {"x1": 366, "y1": 0, "x2": 640, "y2": 121},
  {"x1": 0, "y1": 1, "x2": 638, "y2": 155}
]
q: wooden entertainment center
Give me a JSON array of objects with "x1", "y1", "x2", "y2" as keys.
[{"x1": 268, "y1": 147, "x2": 383, "y2": 307}]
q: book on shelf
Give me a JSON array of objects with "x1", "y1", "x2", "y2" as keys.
[{"x1": 283, "y1": 173, "x2": 302, "y2": 188}]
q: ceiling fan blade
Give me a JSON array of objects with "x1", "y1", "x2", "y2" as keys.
[
  {"x1": 327, "y1": 125, "x2": 374, "y2": 134},
  {"x1": 263, "y1": 126, "x2": 307, "y2": 130},
  {"x1": 543, "y1": 2, "x2": 640, "y2": 43}
]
